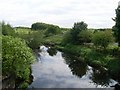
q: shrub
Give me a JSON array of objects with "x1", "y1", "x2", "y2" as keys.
[
  {"x1": 2, "y1": 36, "x2": 35, "y2": 83},
  {"x1": 70, "y1": 21, "x2": 88, "y2": 44},
  {"x1": 45, "y1": 25, "x2": 61, "y2": 36},
  {"x1": 62, "y1": 21, "x2": 88, "y2": 44},
  {"x1": 24, "y1": 31, "x2": 44, "y2": 49},
  {"x1": 2, "y1": 22, "x2": 15, "y2": 36},
  {"x1": 78, "y1": 30, "x2": 93, "y2": 43},
  {"x1": 92, "y1": 30, "x2": 114, "y2": 49}
]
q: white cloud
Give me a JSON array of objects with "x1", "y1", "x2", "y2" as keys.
[{"x1": 0, "y1": 0, "x2": 119, "y2": 28}]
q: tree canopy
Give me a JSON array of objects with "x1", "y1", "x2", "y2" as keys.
[
  {"x1": 2, "y1": 36, "x2": 34, "y2": 81},
  {"x1": 113, "y1": 5, "x2": 120, "y2": 47}
]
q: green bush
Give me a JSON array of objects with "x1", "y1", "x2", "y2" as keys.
[
  {"x1": 92, "y1": 30, "x2": 114, "y2": 49},
  {"x1": 19, "y1": 82, "x2": 29, "y2": 89},
  {"x1": 70, "y1": 21, "x2": 88, "y2": 44},
  {"x1": 45, "y1": 25, "x2": 61, "y2": 36},
  {"x1": 24, "y1": 31, "x2": 44, "y2": 49},
  {"x1": 78, "y1": 30, "x2": 93, "y2": 43},
  {"x1": 62, "y1": 31, "x2": 73, "y2": 45},
  {"x1": 2, "y1": 22, "x2": 15, "y2": 36},
  {"x1": 2, "y1": 36, "x2": 35, "y2": 82}
]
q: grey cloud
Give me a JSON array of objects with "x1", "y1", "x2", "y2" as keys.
[{"x1": 0, "y1": 0, "x2": 119, "y2": 28}]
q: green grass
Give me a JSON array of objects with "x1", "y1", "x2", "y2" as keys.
[
  {"x1": 44, "y1": 34, "x2": 63, "y2": 44},
  {"x1": 15, "y1": 28, "x2": 32, "y2": 34}
]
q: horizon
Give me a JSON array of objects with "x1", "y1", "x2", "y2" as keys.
[{"x1": 0, "y1": 0, "x2": 119, "y2": 28}]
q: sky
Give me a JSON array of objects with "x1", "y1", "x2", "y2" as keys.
[{"x1": 0, "y1": 0, "x2": 119, "y2": 28}]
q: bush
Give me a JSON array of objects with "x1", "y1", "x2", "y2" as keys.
[
  {"x1": 45, "y1": 25, "x2": 61, "y2": 36},
  {"x1": 62, "y1": 21, "x2": 88, "y2": 44},
  {"x1": 31, "y1": 22, "x2": 48, "y2": 30},
  {"x1": 23, "y1": 31, "x2": 44, "y2": 49},
  {"x1": 2, "y1": 36, "x2": 35, "y2": 82},
  {"x1": 92, "y1": 30, "x2": 114, "y2": 49},
  {"x1": 2, "y1": 22, "x2": 15, "y2": 36},
  {"x1": 70, "y1": 21, "x2": 88, "y2": 44},
  {"x1": 62, "y1": 31, "x2": 73, "y2": 45},
  {"x1": 78, "y1": 30, "x2": 93, "y2": 43}
]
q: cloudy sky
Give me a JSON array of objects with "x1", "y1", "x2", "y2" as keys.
[{"x1": 0, "y1": 0, "x2": 119, "y2": 28}]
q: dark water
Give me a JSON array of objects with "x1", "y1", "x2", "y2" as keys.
[{"x1": 29, "y1": 46, "x2": 117, "y2": 88}]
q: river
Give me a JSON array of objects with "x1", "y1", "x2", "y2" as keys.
[{"x1": 28, "y1": 46, "x2": 117, "y2": 88}]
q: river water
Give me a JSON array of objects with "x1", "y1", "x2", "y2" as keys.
[{"x1": 29, "y1": 46, "x2": 117, "y2": 88}]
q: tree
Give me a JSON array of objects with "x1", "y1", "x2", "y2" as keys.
[
  {"x1": 113, "y1": 4, "x2": 120, "y2": 47},
  {"x1": 31, "y1": 22, "x2": 48, "y2": 30},
  {"x1": 70, "y1": 21, "x2": 88, "y2": 44},
  {"x1": 45, "y1": 25, "x2": 60, "y2": 36},
  {"x1": 2, "y1": 21, "x2": 15, "y2": 36},
  {"x1": 92, "y1": 30, "x2": 114, "y2": 49},
  {"x1": 25, "y1": 31, "x2": 44, "y2": 49},
  {"x1": 2, "y1": 36, "x2": 35, "y2": 87},
  {"x1": 78, "y1": 30, "x2": 93, "y2": 43}
]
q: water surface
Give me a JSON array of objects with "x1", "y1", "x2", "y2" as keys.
[{"x1": 29, "y1": 46, "x2": 117, "y2": 88}]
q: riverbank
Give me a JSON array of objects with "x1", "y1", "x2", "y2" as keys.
[{"x1": 55, "y1": 44, "x2": 120, "y2": 83}]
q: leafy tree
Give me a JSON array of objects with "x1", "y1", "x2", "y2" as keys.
[
  {"x1": 2, "y1": 36, "x2": 35, "y2": 87},
  {"x1": 45, "y1": 25, "x2": 60, "y2": 36},
  {"x1": 31, "y1": 22, "x2": 48, "y2": 30},
  {"x1": 24, "y1": 31, "x2": 44, "y2": 49},
  {"x1": 112, "y1": 4, "x2": 120, "y2": 47},
  {"x1": 2, "y1": 21, "x2": 15, "y2": 36},
  {"x1": 63, "y1": 22, "x2": 87, "y2": 44},
  {"x1": 92, "y1": 30, "x2": 114, "y2": 49},
  {"x1": 78, "y1": 30, "x2": 93, "y2": 43},
  {"x1": 71, "y1": 21, "x2": 88, "y2": 44},
  {"x1": 62, "y1": 31, "x2": 73, "y2": 45},
  {"x1": 31, "y1": 22, "x2": 60, "y2": 31}
]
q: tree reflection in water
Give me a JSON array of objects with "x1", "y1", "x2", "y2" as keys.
[
  {"x1": 90, "y1": 68, "x2": 112, "y2": 87},
  {"x1": 47, "y1": 47, "x2": 57, "y2": 56},
  {"x1": 62, "y1": 52, "x2": 116, "y2": 87},
  {"x1": 62, "y1": 53, "x2": 88, "y2": 78}
]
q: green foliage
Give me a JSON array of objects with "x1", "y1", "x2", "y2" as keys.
[
  {"x1": 45, "y1": 25, "x2": 61, "y2": 36},
  {"x1": 112, "y1": 5, "x2": 120, "y2": 46},
  {"x1": 31, "y1": 22, "x2": 60, "y2": 31},
  {"x1": 63, "y1": 21, "x2": 88, "y2": 44},
  {"x1": 25, "y1": 31, "x2": 44, "y2": 49},
  {"x1": 2, "y1": 36, "x2": 34, "y2": 81},
  {"x1": 71, "y1": 21, "x2": 88, "y2": 44},
  {"x1": 72, "y1": 21, "x2": 88, "y2": 31},
  {"x1": 2, "y1": 21, "x2": 15, "y2": 36},
  {"x1": 107, "y1": 58, "x2": 120, "y2": 79},
  {"x1": 62, "y1": 31, "x2": 73, "y2": 45},
  {"x1": 31, "y1": 22, "x2": 48, "y2": 30},
  {"x1": 92, "y1": 30, "x2": 114, "y2": 49},
  {"x1": 14, "y1": 28, "x2": 44, "y2": 49},
  {"x1": 45, "y1": 35, "x2": 63, "y2": 45},
  {"x1": 78, "y1": 30, "x2": 93, "y2": 43},
  {"x1": 19, "y1": 82, "x2": 29, "y2": 89}
]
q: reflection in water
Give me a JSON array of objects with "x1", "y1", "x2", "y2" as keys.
[
  {"x1": 47, "y1": 47, "x2": 57, "y2": 56},
  {"x1": 29, "y1": 46, "x2": 117, "y2": 88},
  {"x1": 90, "y1": 69, "x2": 113, "y2": 87},
  {"x1": 62, "y1": 53, "x2": 87, "y2": 78}
]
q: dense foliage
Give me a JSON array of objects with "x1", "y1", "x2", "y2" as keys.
[
  {"x1": 112, "y1": 5, "x2": 120, "y2": 47},
  {"x1": 2, "y1": 22, "x2": 15, "y2": 36},
  {"x1": 25, "y1": 31, "x2": 44, "y2": 49},
  {"x1": 92, "y1": 30, "x2": 114, "y2": 49},
  {"x1": 2, "y1": 36, "x2": 35, "y2": 88},
  {"x1": 78, "y1": 30, "x2": 93, "y2": 43},
  {"x1": 70, "y1": 21, "x2": 88, "y2": 44},
  {"x1": 31, "y1": 22, "x2": 60, "y2": 31},
  {"x1": 45, "y1": 25, "x2": 61, "y2": 36},
  {"x1": 62, "y1": 21, "x2": 88, "y2": 44}
]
